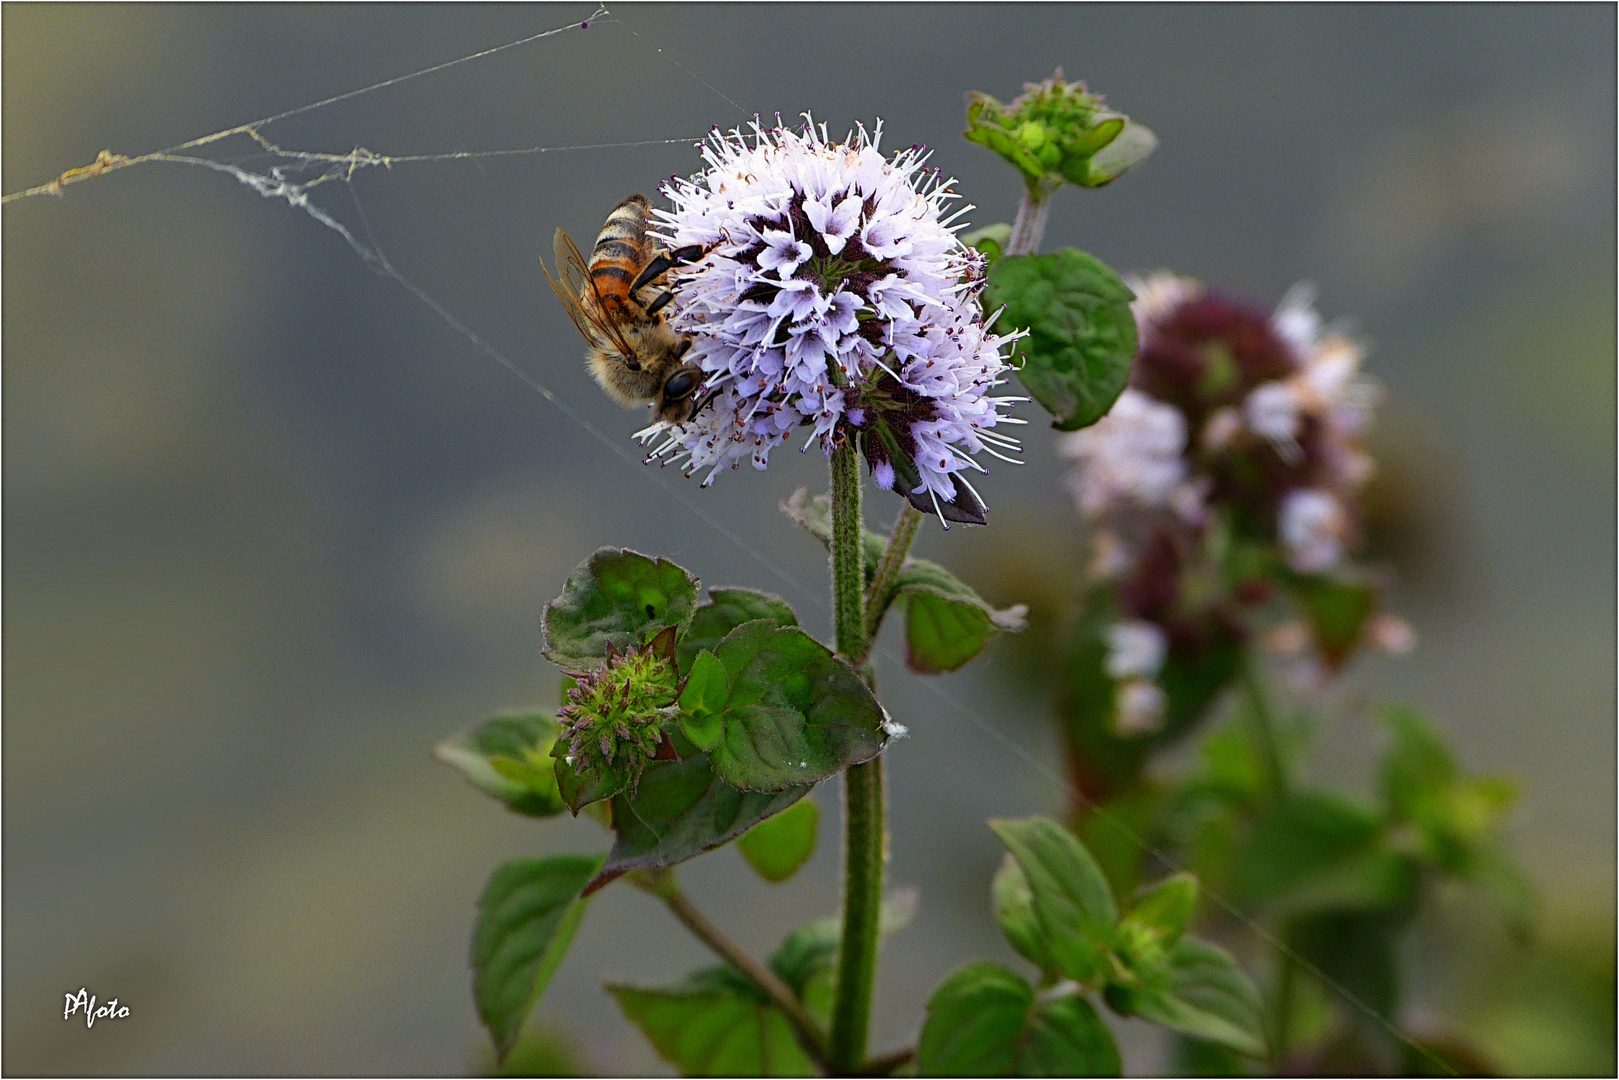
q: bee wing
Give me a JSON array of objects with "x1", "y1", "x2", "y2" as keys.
[
  {"x1": 541, "y1": 227, "x2": 641, "y2": 360},
  {"x1": 540, "y1": 229, "x2": 603, "y2": 343},
  {"x1": 550, "y1": 227, "x2": 589, "y2": 297}
]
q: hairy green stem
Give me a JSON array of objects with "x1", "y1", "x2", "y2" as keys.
[
  {"x1": 832, "y1": 757, "x2": 885, "y2": 1073},
  {"x1": 829, "y1": 443, "x2": 886, "y2": 1074},
  {"x1": 831, "y1": 442, "x2": 867, "y2": 662},
  {"x1": 1007, "y1": 183, "x2": 1051, "y2": 256},
  {"x1": 632, "y1": 869, "x2": 831, "y2": 1070},
  {"x1": 858, "y1": 502, "x2": 923, "y2": 662}
]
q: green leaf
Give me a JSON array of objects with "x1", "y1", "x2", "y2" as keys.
[
  {"x1": 985, "y1": 251, "x2": 1136, "y2": 431},
  {"x1": 437, "y1": 711, "x2": 566, "y2": 817},
  {"x1": 679, "y1": 649, "x2": 730, "y2": 751},
  {"x1": 1019, "y1": 994, "x2": 1123, "y2": 1077},
  {"x1": 483, "y1": 1027, "x2": 588, "y2": 1077},
  {"x1": 617, "y1": 891, "x2": 918, "y2": 1074},
  {"x1": 1379, "y1": 706, "x2": 1520, "y2": 882},
  {"x1": 677, "y1": 588, "x2": 799, "y2": 674},
  {"x1": 1286, "y1": 573, "x2": 1378, "y2": 669},
  {"x1": 1124, "y1": 872, "x2": 1199, "y2": 947},
  {"x1": 1157, "y1": 634, "x2": 1244, "y2": 743},
  {"x1": 918, "y1": 962, "x2": 1034, "y2": 1076},
  {"x1": 552, "y1": 750, "x2": 632, "y2": 816},
  {"x1": 1072, "y1": 120, "x2": 1157, "y2": 188},
  {"x1": 898, "y1": 559, "x2": 1028, "y2": 674},
  {"x1": 473, "y1": 854, "x2": 605, "y2": 1056},
  {"x1": 541, "y1": 548, "x2": 699, "y2": 673},
  {"x1": 1076, "y1": 789, "x2": 1159, "y2": 908},
  {"x1": 905, "y1": 591, "x2": 1003, "y2": 674},
  {"x1": 1232, "y1": 792, "x2": 1384, "y2": 906},
  {"x1": 918, "y1": 962, "x2": 1122, "y2": 1077},
  {"x1": 1379, "y1": 704, "x2": 1454, "y2": 820},
  {"x1": 596, "y1": 751, "x2": 811, "y2": 889},
  {"x1": 993, "y1": 853, "x2": 1052, "y2": 971},
  {"x1": 1111, "y1": 936, "x2": 1266, "y2": 1059},
  {"x1": 738, "y1": 797, "x2": 819, "y2": 883},
  {"x1": 609, "y1": 967, "x2": 816, "y2": 1077},
  {"x1": 989, "y1": 817, "x2": 1118, "y2": 984},
  {"x1": 1278, "y1": 846, "x2": 1421, "y2": 914},
  {"x1": 768, "y1": 919, "x2": 841, "y2": 1003},
  {"x1": 705, "y1": 619, "x2": 887, "y2": 792},
  {"x1": 1173, "y1": 1036, "x2": 1250, "y2": 1077},
  {"x1": 965, "y1": 122, "x2": 1048, "y2": 188}
]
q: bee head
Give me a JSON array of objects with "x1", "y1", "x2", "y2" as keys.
[{"x1": 655, "y1": 363, "x2": 705, "y2": 424}]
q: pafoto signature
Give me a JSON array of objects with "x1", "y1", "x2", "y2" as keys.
[{"x1": 63, "y1": 988, "x2": 129, "y2": 1028}]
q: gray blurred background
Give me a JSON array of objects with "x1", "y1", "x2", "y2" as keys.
[{"x1": 4, "y1": 4, "x2": 1613, "y2": 1074}]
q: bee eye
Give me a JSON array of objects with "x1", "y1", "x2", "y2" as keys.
[{"x1": 664, "y1": 370, "x2": 698, "y2": 401}]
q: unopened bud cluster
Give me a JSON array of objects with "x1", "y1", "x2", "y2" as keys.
[
  {"x1": 557, "y1": 641, "x2": 679, "y2": 787},
  {"x1": 975, "y1": 70, "x2": 1109, "y2": 169},
  {"x1": 965, "y1": 69, "x2": 1156, "y2": 192}
]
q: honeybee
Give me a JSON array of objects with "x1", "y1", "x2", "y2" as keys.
[{"x1": 541, "y1": 194, "x2": 714, "y2": 424}]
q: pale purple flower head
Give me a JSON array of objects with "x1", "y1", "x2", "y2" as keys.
[
  {"x1": 1060, "y1": 273, "x2": 1381, "y2": 573},
  {"x1": 1059, "y1": 275, "x2": 1405, "y2": 704},
  {"x1": 640, "y1": 117, "x2": 1025, "y2": 524}
]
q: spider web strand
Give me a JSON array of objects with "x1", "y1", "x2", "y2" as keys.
[{"x1": 0, "y1": 7, "x2": 608, "y2": 204}]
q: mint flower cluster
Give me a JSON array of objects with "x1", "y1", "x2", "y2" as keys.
[
  {"x1": 642, "y1": 117, "x2": 1024, "y2": 522},
  {"x1": 1061, "y1": 275, "x2": 1408, "y2": 731}
]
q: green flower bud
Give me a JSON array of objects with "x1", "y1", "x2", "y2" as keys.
[
  {"x1": 556, "y1": 638, "x2": 679, "y2": 792},
  {"x1": 965, "y1": 69, "x2": 1156, "y2": 192},
  {"x1": 1112, "y1": 917, "x2": 1168, "y2": 974}
]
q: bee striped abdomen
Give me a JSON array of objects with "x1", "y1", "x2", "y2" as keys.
[{"x1": 589, "y1": 196, "x2": 654, "y2": 318}]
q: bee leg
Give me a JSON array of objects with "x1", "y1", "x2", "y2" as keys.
[
  {"x1": 630, "y1": 243, "x2": 718, "y2": 295},
  {"x1": 668, "y1": 243, "x2": 711, "y2": 265},
  {"x1": 645, "y1": 290, "x2": 676, "y2": 317},
  {"x1": 690, "y1": 387, "x2": 722, "y2": 419},
  {"x1": 630, "y1": 255, "x2": 676, "y2": 295}
]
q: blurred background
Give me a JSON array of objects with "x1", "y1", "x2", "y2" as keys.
[{"x1": 4, "y1": 4, "x2": 1612, "y2": 1074}]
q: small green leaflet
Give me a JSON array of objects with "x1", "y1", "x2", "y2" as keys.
[
  {"x1": 989, "y1": 817, "x2": 1118, "y2": 985},
  {"x1": 594, "y1": 751, "x2": 811, "y2": 891},
  {"x1": 738, "y1": 797, "x2": 819, "y2": 883},
  {"x1": 609, "y1": 967, "x2": 816, "y2": 1077},
  {"x1": 984, "y1": 251, "x2": 1136, "y2": 432},
  {"x1": 436, "y1": 711, "x2": 566, "y2": 817},
  {"x1": 542, "y1": 548, "x2": 699, "y2": 672},
  {"x1": 472, "y1": 854, "x2": 605, "y2": 1056},
  {"x1": 917, "y1": 962, "x2": 1121, "y2": 1077}
]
